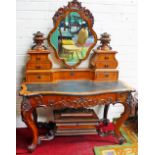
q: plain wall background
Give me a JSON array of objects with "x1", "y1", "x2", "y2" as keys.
[{"x1": 16, "y1": 0, "x2": 137, "y2": 127}]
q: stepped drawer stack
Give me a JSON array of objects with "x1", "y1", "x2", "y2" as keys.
[
  {"x1": 25, "y1": 32, "x2": 52, "y2": 83},
  {"x1": 26, "y1": 50, "x2": 52, "y2": 83},
  {"x1": 54, "y1": 109, "x2": 99, "y2": 136},
  {"x1": 90, "y1": 33, "x2": 119, "y2": 82}
]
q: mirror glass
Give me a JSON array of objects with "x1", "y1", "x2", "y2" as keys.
[{"x1": 50, "y1": 11, "x2": 95, "y2": 66}]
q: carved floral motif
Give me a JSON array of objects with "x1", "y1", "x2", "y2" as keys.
[
  {"x1": 47, "y1": 96, "x2": 114, "y2": 109},
  {"x1": 22, "y1": 92, "x2": 131, "y2": 112},
  {"x1": 52, "y1": 0, "x2": 94, "y2": 26}
]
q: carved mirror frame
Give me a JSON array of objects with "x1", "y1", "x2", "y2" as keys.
[{"x1": 47, "y1": 0, "x2": 97, "y2": 68}]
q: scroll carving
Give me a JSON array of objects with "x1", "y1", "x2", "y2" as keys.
[
  {"x1": 48, "y1": 96, "x2": 115, "y2": 109},
  {"x1": 34, "y1": 95, "x2": 44, "y2": 105},
  {"x1": 21, "y1": 93, "x2": 130, "y2": 111},
  {"x1": 52, "y1": 0, "x2": 94, "y2": 26},
  {"x1": 22, "y1": 97, "x2": 32, "y2": 111}
]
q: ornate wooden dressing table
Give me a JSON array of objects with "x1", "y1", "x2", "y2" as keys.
[{"x1": 19, "y1": 0, "x2": 135, "y2": 151}]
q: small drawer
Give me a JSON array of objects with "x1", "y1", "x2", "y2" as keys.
[
  {"x1": 95, "y1": 71, "x2": 118, "y2": 81},
  {"x1": 95, "y1": 53, "x2": 115, "y2": 61},
  {"x1": 52, "y1": 71, "x2": 92, "y2": 81},
  {"x1": 26, "y1": 63, "x2": 51, "y2": 70},
  {"x1": 30, "y1": 54, "x2": 48, "y2": 62},
  {"x1": 26, "y1": 73, "x2": 51, "y2": 82},
  {"x1": 95, "y1": 61, "x2": 118, "y2": 69}
]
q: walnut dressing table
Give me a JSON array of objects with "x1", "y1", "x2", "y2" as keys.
[{"x1": 19, "y1": 0, "x2": 135, "y2": 151}]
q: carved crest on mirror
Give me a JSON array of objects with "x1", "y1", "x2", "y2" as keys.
[
  {"x1": 48, "y1": 0, "x2": 97, "y2": 68},
  {"x1": 52, "y1": 0, "x2": 94, "y2": 27}
]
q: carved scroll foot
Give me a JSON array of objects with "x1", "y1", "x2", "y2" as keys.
[{"x1": 28, "y1": 144, "x2": 37, "y2": 152}]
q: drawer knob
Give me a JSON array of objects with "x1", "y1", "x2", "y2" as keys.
[
  {"x1": 36, "y1": 58, "x2": 41, "y2": 61},
  {"x1": 105, "y1": 56, "x2": 109, "y2": 60},
  {"x1": 37, "y1": 75, "x2": 41, "y2": 79},
  {"x1": 104, "y1": 73, "x2": 109, "y2": 77},
  {"x1": 70, "y1": 71, "x2": 74, "y2": 76},
  {"x1": 104, "y1": 64, "x2": 109, "y2": 68},
  {"x1": 36, "y1": 66, "x2": 41, "y2": 69}
]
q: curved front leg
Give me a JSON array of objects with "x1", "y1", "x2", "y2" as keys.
[
  {"x1": 21, "y1": 97, "x2": 39, "y2": 152},
  {"x1": 114, "y1": 100, "x2": 130, "y2": 144}
]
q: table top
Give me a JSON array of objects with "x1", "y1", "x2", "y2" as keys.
[{"x1": 20, "y1": 80, "x2": 135, "y2": 96}]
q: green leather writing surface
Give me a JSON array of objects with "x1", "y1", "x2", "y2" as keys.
[{"x1": 26, "y1": 80, "x2": 134, "y2": 95}]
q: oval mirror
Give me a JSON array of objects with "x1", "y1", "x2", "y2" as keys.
[{"x1": 48, "y1": 0, "x2": 97, "y2": 68}]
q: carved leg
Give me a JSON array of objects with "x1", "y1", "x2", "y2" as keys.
[
  {"x1": 22, "y1": 110, "x2": 39, "y2": 151},
  {"x1": 114, "y1": 101, "x2": 130, "y2": 144},
  {"x1": 103, "y1": 105, "x2": 110, "y2": 125},
  {"x1": 21, "y1": 97, "x2": 39, "y2": 152}
]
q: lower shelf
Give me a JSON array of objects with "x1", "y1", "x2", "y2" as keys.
[{"x1": 55, "y1": 131, "x2": 98, "y2": 136}]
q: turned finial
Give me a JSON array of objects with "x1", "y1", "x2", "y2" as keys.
[
  {"x1": 97, "y1": 32, "x2": 112, "y2": 51},
  {"x1": 32, "y1": 31, "x2": 47, "y2": 50}
]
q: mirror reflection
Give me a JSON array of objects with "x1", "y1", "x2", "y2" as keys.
[{"x1": 50, "y1": 12, "x2": 95, "y2": 66}]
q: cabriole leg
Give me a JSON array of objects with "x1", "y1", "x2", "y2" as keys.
[{"x1": 21, "y1": 97, "x2": 39, "y2": 152}]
